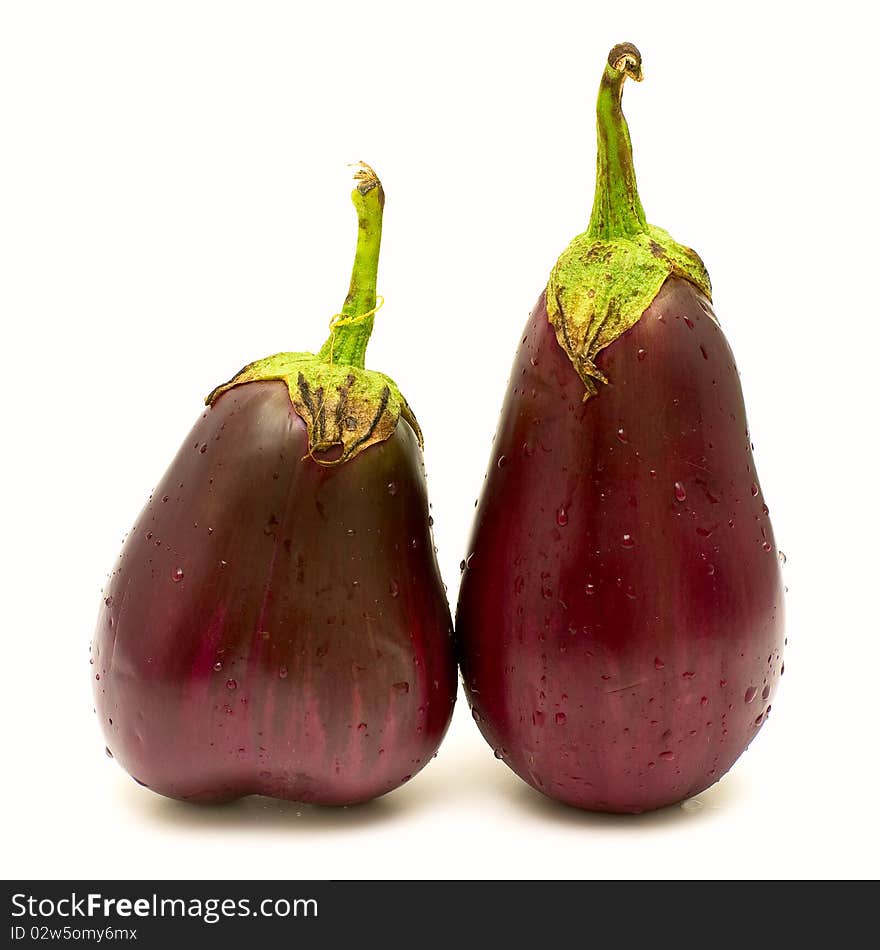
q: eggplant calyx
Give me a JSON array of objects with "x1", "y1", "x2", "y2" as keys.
[
  {"x1": 546, "y1": 44, "x2": 712, "y2": 400},
  {"x1": 547, "y1": 227, "x2": 711, "y2": 398},
  {"x1": 206, "y1": 354, "x2": 422, "y2": 465},
  {"x1": 207, "y1": 164, "x2": 422, "y2": 465}
]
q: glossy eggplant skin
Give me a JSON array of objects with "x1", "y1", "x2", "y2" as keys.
[
  {"x1": 456, "y1": 277, "x2": 784, "y2": 813},
  {"x1": 93, "y1": 380, "x2": 456, "y2": 805}
]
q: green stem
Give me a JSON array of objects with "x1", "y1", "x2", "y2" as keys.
[
  {"x1": 586, "y1": 43, "x2": 648, "y2": 240},
  {"x1": 317, "y1": 163, "x2": 384, "y2": 368}
]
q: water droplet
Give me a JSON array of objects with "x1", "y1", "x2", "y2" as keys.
[
  {"x1": 279, "y1": 666, "x2": 288, "y2": 679},
  {"x1": 700, "y1": 696, "x2": 709, "y2": 707},
  {"x1": 616, "y1": 427, "x2": 628, "y2": 443},
  {"x1": 762, "y1": 541, "x2": 772, "y2": 552},
  {"x1": 555, "y1": 712, "x2": 567, "y2": 725},
  {"x1": 682, "y1": 671, "x2": 696, "y2": 680},
  {"x1": 654, "y1": 657, "x2": 665, "y2": 670},
  {"x1": 778, "y1": 550, "x2": 787, "y2": 565},
  {"x1": 226, "y1": 679, "x2": 237, "y2": 691},
  {"x1": 659, "y1": 750, "x2": 675, "y2": 761},
  {"x1": 393, "y1": 681, "x2": 409, "y2": 693},
  {"x1": 471, "y1": 708, "x2": 482, "y2": 722},
  {"x1": 357, "y1": 722, "x2": 367, "y2": 731},
  {"x1": 199, "y1": 444, "x2": 207, "y2": 454},
  {"x1": 389, "y1": 579, "x2": 400, "y2": 598},
  {"x1": 744, "y1": 686, "x2": 758, "y2": 703},
  {"x1": 104, "y1": 596, "x2": 113, "y2": 607},
  {"x1": 494, "y1": 748, "x2": 505, "y2": 759},
  {"x1": 674, "y1": 481, "x2": 687, "y2": 502},
  {"x1": 213, "y1": 661, "x2": 223, "y2": 672},
  {"x1": 754, "y1": 712, "x2": 764, "y2": 725},
  {"x1": 761, "y1": 684, "x2": 771, "y2": 701},
  {"x1": 683, "y1": 316, "x2": 695, "y2": 330},
  {"x1": 105, "y1": 746, "x2": 113, "y2": 758},
  {"x1": 522, "y1": 442, "x2": 534, "y2": 457},
  {"x1": 386, "y1": 481, "x2": 398, "y2": 496},
  {"x1": 533, "y1": 710, "x2": 545, "y2": 726},
  {"x1": 459, "y1": 559, "x2": 466, "y2": 572},
  {"x1": 161, "y1": 495, "x2": 169, "y2": 503},
  {"x1": 719, "y1": 678, "x2": 727, "y2": 688},
  {"x1": 171, "y1": 567, "x2": 184, "y2": 582},
  {"x1": 497, "y1": 455, "x2": 508, "y2": 469},
  {"x1": 556, "y1": 506, "x2": 568, "y2": 526},
  {"x1": 584, "y1": 581, "x2": 596, "y2": 596},
  {"x1": 751, "y1": 483, "x2": 759, "y2": 496},
  {"x1": 621, "y1": 533, "x2": 635, "y2": 548},
  {"x1": 637, "y1": 348, "x2": 647, "y2": 361}
]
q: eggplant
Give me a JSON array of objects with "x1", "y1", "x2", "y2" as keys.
[
  {"x1": 92, "y1": 165, "x2": 456, "y2": 805},
  {"x1": 456, "y1": 45, "x2": 784, "y2": 813}
]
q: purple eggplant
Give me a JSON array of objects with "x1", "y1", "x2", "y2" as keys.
[
  {"x1": 93, "y1": 165, "x2": 456, "y2": 804},
  {"x1": 456, "y1": 45, "x2": 784, "y2": 813}
]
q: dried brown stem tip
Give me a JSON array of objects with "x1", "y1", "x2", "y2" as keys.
[
  {"x1": 608, "y1": 42, "x2": 643, "y2": 81},
  {"x1": 352, "y1": 161, "x2": 382, "y2": 196}
]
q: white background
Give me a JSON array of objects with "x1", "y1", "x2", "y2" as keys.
[{"x1": 1, "y1": 0, "x2": 878, "y2": 880}]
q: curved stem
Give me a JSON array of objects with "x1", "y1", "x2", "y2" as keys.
[
  {"x1": 317, "y1": 164, "x2": 384, "y2": 368},
  {"x1": 586, "y1": 43, "x2": 648, "y2": 240}
]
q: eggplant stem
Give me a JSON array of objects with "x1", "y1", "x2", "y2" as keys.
[
  {"x1": 317, "y1": 163, "x2": 385, "y2": 369},
  {"x1": 586, "y1": 43, "x2": 648, "y2": 240}
]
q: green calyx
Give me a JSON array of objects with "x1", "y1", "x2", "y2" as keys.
[
  {"x1": 206, "y1": 163, "x2": 422, "y2": 465},
  {"x1": 546, "y1": 43, "x2": 712, "y2": 398}
]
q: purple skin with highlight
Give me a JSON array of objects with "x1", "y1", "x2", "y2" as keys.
[
  {"x1": 93, "y1": 380, "x2": 456, "y2": 805},
  {"x1": 456, "y1": 279, "x2": 784, "y2": 813}
]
